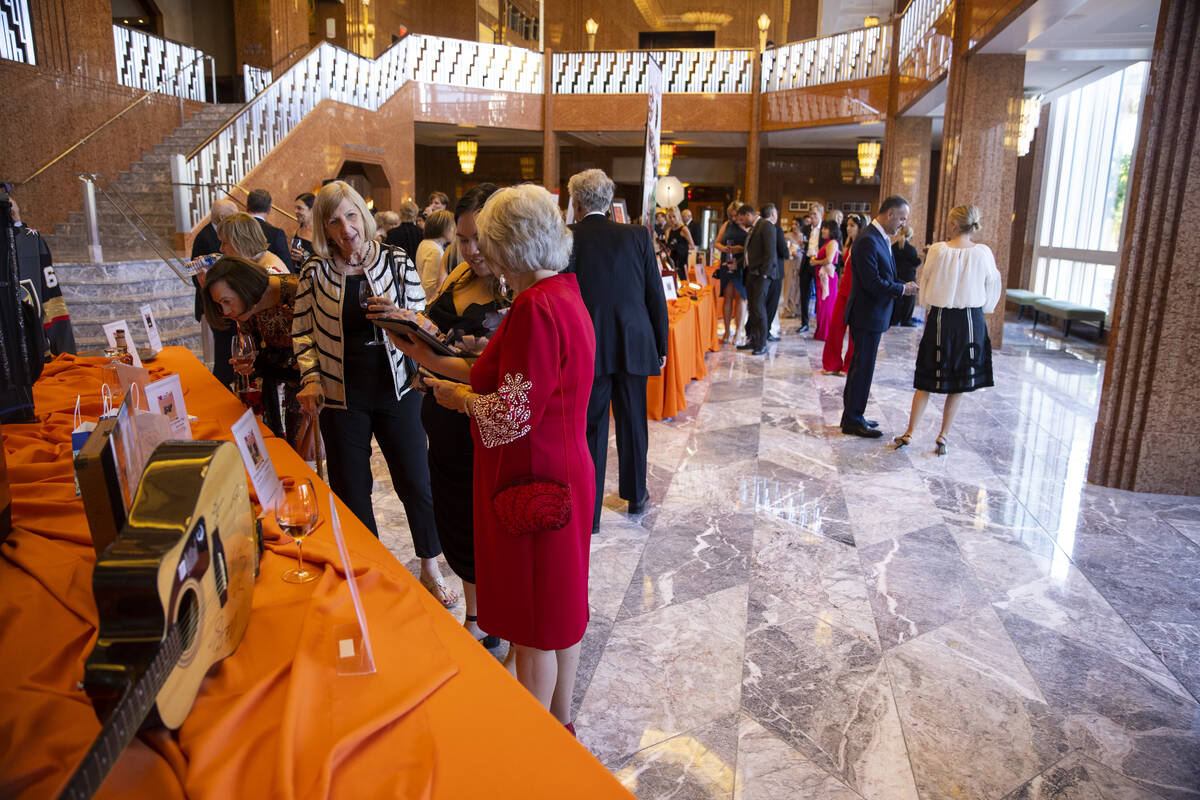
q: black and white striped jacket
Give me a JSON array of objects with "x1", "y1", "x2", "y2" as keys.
[{"x1": 291, "y1": 244, "x2": 425, "y2": 410}]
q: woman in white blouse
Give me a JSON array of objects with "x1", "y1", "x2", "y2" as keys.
[
  {"x1": 416, "y1": 210, "x2": 455, "y2": 297},
  {"x1": 893, "y1": 204, "x2": 1001, "y2": 455}
]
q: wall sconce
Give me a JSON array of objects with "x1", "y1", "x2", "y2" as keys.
[
  {"x1": 864, "y1": 15, "x2": 880, "y2": 28},
  {"x1": 1017, "y1": 94, "x2": 1043, "y2": 156},
  {"x1": 520, "y1": 155, "x2": 536, "y2": 180},
  {"x1": 857, "y1": 138, "x2": 882, "y2": 179},
  {"x1": 457, "y1": 138, "x2": 478, "y2": 175},
  {"x1": 757, "y1": 13, "x2": 771, "y2": 53},
  {"x1": 585, "y1": 18, "x2": 598, "y2": 51},
  {"x1": 658, "y1": 142, "x2": 675, "y2": 177}
]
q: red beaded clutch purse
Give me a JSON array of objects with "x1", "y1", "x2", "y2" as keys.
[{"x1": 491, "y1": 475, "x2": 572, "y2": 536}]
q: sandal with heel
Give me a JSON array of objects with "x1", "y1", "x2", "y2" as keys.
[
  {"x1": 935, "y1": 435, "x2": 948, "y2": 456},
  {"x1": 893, "y1": 433, "x2": 912, "y2": 449},
  {"x1": 464, "y1": 614, "x2": 501, "y2": 649}
]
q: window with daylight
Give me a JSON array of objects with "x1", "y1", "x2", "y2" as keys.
[{"x1": 1032, "y1": 61, "x2": 1148, "y2": 313}]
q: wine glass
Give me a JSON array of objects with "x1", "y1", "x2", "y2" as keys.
[
  {"x1": 232, "y1": 331, "x2": 258, "y2": 390},
  {"x1": 358, "y1": 281, "x2": 385, "y2": 346},
  {"x1": 277, "y1": 478, "x2": 320, "y2": 584}
]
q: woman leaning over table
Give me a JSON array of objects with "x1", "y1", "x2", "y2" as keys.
[
  {"x1": 893, "y1": 205, "x2": 1001, "y2": 456},
  {"x1": 381, "y1": 183, "x2": 510, "y2": 649},
  {"x1": 201, "y1": 256, "x2": 306, "y2": 451},
  {"x1": 401, "y1": 184, "x2": 596, "y2": 733},
  {"x1": 291, "y1": 180, "x2": 458, "y2": 608}
]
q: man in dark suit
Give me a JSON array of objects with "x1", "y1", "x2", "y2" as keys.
[
  {"x1": 740, "y1": 203, "x2": 786, "y2": 355},
  {"x1": 246, "y1": 189, "x2": 294, "y2": 272},
  {"x1": 794, "y1": 208, "x2": 820, "y2": 333},
  {"x1": 192, "y1": 197, "x2": 238, "y2": 386},
  {"x1": 566, "y1": 169, "x2": 669, "y2": 529},
  {"x1": 683, "y1": 208, "x2": 703, "y2": 249},
  {"x1": 841, "y1": 195, "x2": 918, "y2": 438}
]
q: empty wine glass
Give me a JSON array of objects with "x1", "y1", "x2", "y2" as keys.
[
  {"x1": 358, "y1": 280, "x2": 385, "y2": 346},
  {"x1": 277, "y1": 477, "x2": 320, "y2": 584}
]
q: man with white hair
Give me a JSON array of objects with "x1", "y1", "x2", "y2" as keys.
[
  {"x1": 192, "y1": 197, "x2": 238, "y2": 384},
  {"x1": 566, "y1": 169, "x2": 669, "y2": 530}
]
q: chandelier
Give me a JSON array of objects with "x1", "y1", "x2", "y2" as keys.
[
  {"x1": 857, "y1": 139, "x2": 882, "y2": 179},
  {"x1": 1017, "y1": 94, "x2": 1043, "y2": 156},
  {"x1": 658, "y1": 142, "x2": 675, "y2": 177},
  {"x1": 457, "y1": 138, "x2": 478, "y2": 175}
]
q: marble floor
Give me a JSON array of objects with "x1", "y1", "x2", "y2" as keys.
[{"x1": 374, "y1": 314, "x2": 1200, "y2": 800}]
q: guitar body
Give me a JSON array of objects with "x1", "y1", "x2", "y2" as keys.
[{"x1": 85, "y1": 440, "x2": 257, "y2": 730}]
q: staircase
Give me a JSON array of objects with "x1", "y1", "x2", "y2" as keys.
[{"x1": 44, "y1": 102, "x2": 243, "y2": 355}]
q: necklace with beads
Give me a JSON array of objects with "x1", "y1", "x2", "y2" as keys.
[{"x1": 345, "y1": 240, "x2": 375, "y2": 269}]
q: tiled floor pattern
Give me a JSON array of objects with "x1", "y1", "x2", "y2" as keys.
[{"x1": 374, "y1": 315, "x2": 1200, "y2": 800}]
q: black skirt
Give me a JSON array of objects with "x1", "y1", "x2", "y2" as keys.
[{"x1": 913, "y1": 306, "x2": 993, "y2": 393}]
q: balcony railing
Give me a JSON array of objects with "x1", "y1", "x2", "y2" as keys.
[
  {"x1": 1, "y1": 0, "x2": 36, "y2": 65},
  {"x1": 243, "y1": 63, "x2": 272, "y2": 100},
  {"x1": 761, "y1": 25, "x2": 891, "y2": 92},
  {"x1": 113, "y1": 25, "x2": 210, "y2": 102},
  {"x1": 408, "y1": 34, "x2": 543, "y2": 94},
  {"x1": 898, "y1": 0, "x2": 955, "y2": 84},
  {"x1": 552, "y1": 49, "x2": 752, "y2": 94}
]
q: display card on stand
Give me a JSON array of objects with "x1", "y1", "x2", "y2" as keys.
[
  {"x1": 329, "y1": 496, "x2": 377, "y2": 676},
  {"x1": 144, "y1": 374, "x2": 192, "y2": 439},
  {"x1": 102, "y1": 320, "x2": 143, "y2": 368},
  {"x1": 231, "y1": 409, "x2": 282, "y2": 512},
  {"x1": 140, "y1": 304, "x2": 164, "y2": 353},
  {"x1": 661, "y1": 274, "x2": 679, "y2": 301}
]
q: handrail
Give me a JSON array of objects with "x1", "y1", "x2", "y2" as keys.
[
  {"x1": 21, "y1": 51, "x2": 212, "y2": 187},
  {"x1": 243, "y1": 43, "x2": 313, "y2": 100},
  {"x1": 82, "y1": 173, "x2": 191, "y2": 284}
]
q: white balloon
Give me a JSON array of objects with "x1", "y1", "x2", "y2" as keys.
[{"x1": 654, "y1": 176, "x2": 685, "y2": 209}]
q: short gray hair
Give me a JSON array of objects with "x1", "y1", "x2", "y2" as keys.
[
  {"x1": 568, "y1": 168, "x2": 614, "y2": 215},
  {"x1": 476, "y1": 185, "x2": 573, "y2": 275}
]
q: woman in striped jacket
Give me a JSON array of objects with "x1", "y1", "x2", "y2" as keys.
[{"x1": 292, "y1": 180, "x2": 458, "y2": 608}]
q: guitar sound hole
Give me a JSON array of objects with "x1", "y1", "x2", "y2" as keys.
[{"x1": 177, "y1": 588, "x2": 199, "y2": 653}]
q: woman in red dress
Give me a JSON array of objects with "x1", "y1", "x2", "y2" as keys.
[
  {"x1": 821, "y1": 214, "x2": 862, "y2": 375},
  {"x1": 418, "y1": 185, "x2": 596, "y2": 730}
]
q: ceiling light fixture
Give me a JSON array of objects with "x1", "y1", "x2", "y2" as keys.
[
  {"x1": 864, "y1": 15, "x2": 880, "y2": 27},
  {"x1": 658, "y1": 142, "x2": 676, "y2": 176},
  {"x1": 585, "y1": 18, "x2": 598, "y2": 50},
  {"x1": 757, "y1": 13, "x2": 771, "y2": 53},
  {"x1": 857, "y1": 138, "x2": 882, "y2": 179},
  {"x1": 457, "y1": 138, "x2": 478, "y2": 175}
]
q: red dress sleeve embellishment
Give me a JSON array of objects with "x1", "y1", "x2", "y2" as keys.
[{"x1": 474, "y1": 372, "x2": 533, "y2": 448}]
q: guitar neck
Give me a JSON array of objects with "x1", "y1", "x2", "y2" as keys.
[{"x1": 58, "y1": 626, "x2": 183, "y2": 800}]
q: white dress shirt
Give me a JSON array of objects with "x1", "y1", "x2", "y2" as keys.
[{"x1": 917, "y1": 242, "x2": 1003, "y2": 312}]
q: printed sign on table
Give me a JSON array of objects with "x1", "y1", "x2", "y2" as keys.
[
  {"x1": 231, "y1": 408, "x2": 283, "y2": 512},
  {"x1": 145, "y1": 373, "x2": 192, "y2": 440},
  {"x1": 140, "y1": 304, "x2": 164, "y2": 353}
]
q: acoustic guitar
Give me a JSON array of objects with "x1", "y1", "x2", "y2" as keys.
[{"x1": 59, "y1": 441, "x2": 258, "y2": 799}]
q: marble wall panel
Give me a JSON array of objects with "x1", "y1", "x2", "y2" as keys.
[{"x1": 879, "y1": 116, "x2": 932, "y2": 251}]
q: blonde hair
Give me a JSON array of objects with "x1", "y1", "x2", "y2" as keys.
[
  {"x1": 217, "y1": 212, "x2": 269, "y2": 258},
  {"x1": 899, "y1": 224, "x2": 914, "y2": 242},
  {"x1": 476, "y1": 184, "x2": 573, "y2": 275},
  {"x1": 948, "y1": 205, "x2": 981, "y2": 235},
  {"x1": 398, "y1": 200, "x2": 421, "y2": 222},
  {"x1": 424, "y1": 209, "x2": 455, "y2": 241},
  {"x1": 312, "y1": 180, "x2": 377, "y2": 258}
]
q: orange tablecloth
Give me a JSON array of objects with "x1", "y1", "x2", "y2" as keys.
[
  {"x1": 0, "y1": 348, "x2": 630, "y2": 799},
  {"x1": 646, "y1": 286, "x2": 720, "y2": 420}
]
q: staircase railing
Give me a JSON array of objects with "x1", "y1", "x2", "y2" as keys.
[
  {"x1": 761, "y1": 24, "x2": 891, "y2": 92},
  {"x1": 552, "y1": 49, "x2": 752, "y2": 94},
  {"x1": 1, "y1": 0, "x2": 36, "y2": 64},
  {"x1": 113, "y1": 24, "x2": 216, "y2": 103},
  {"x1": 241, "y1": 43, "x2": 314, "y2": 102},
  {"x1": 80, "y1": 173, "x2": 191, "y2": 284}
]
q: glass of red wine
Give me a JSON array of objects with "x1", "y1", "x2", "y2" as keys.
[{"x1": 358, "y1": 281, "x2": 386, "y2": 347}]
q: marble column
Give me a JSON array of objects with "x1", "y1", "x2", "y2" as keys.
[
  {"x1": 1007, "y1": 104, "x2": 1050, "y2": 291},
  {"x1": 879, "y1": 117, "x2": 933, "y2": 252},
  {"x1": 542, "y1": 50, "x2": 560, "y2": 196},
  {"x1": 746, "y1": 57, "x2": 763, "y2": 204},
  {"x1": 1089, "y1": 0, "x2": 1200, "y2": 496},
  {"x1": 935, "y1": 39, "x2": 1024, "y2": 348}
]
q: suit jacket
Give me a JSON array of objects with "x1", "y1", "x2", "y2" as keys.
[
  {"x1": 844, "y1": 223, "x2": 905, "y2": 333},
  {"x1": 191, "y1": 222, "x2": 222, "y2": 320},
  {"x1": 686, "y1": 219, "x2": 703, "y2": 247},
  {"x1": 256, "y1": 217, "x2": 295, "y2": 272},
  {"x1": 745, "y1": 217, "x2": 783, "y2": 280},
  {"x1": 566, "y1": 214, "x2": 669, "y2": 377},
  {"x1": 798, "y1": 223, "x2": 816, "y2": 274},
  {"x1": 384, "y1": 222, "x2": 423, "y2": 262}
]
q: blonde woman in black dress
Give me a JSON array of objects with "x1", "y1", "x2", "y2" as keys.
[{"x1": 893, "y1": 205, "x2": 1002, "y2": 455}]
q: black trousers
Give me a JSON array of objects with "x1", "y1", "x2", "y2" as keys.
[
  {"x1": 745, "y1": 272, "x2": 778, "y2": 350},
  {"x1": 587, "y1": 371, "x2": 649, "y2": 527},
  {"x1": 212, "y1": 324, "x2": 235, "y2": 388},
  {"x1": 797, "y1": 260, "x2": 815, "y2": 326},
  {"x1": 764, "y1": 271, "x2": 783, "y2": 335},
  {"x1": 891, "y1": 294, "x2": 916, "y2": 326},
  {"x1": 841, "y1": 327, "x2": 882, "y2": 427},
  {"x1": 319, "y1": 386, "x2": 441, "y2": 558}
]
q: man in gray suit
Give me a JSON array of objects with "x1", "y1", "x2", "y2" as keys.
[{"x1": 567, "y1": 169, "x2": 669, "y2": 529}]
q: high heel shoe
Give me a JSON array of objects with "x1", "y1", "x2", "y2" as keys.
[
  {"x1": 464, "y1": 614, "x2": 501, "y2": 649},
  {"x1": 893, "y1": 433, "x2": 911, "y2": 449},
  {"x1": 935, "y1": 435, "x2": 948, "y2": 456}
]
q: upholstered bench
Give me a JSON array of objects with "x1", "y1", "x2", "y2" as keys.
[
  {"x1": 1031, "y1": 298, "x2": 1107, "y2": 339},
  {"x1": 1005, "y1": 289, "x2": 1047, "y2": 320}
]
